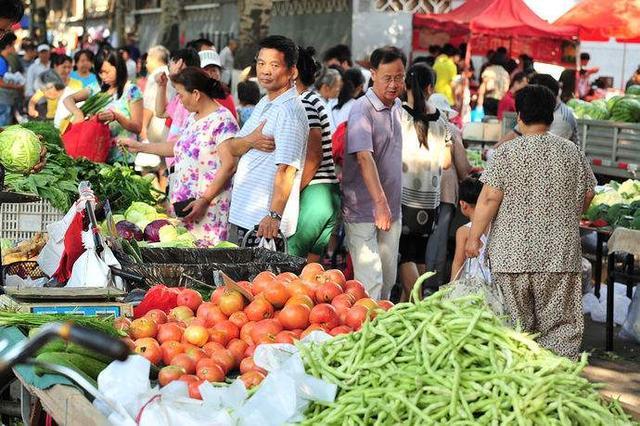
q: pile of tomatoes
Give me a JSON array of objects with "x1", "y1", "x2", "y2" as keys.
[{"x1": 115, "y1": 263, "x2": 393, "y2": 400}]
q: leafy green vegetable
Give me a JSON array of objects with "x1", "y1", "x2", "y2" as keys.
[
  {"x1": 584, "y1": 204, "x2": 609, "y2": 222},
  {"x1": 0, "y1": 125, "x2": 43, "y2": 173}
]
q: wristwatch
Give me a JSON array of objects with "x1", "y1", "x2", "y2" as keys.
[{"x1": 269, "y1": 210, "x2": 282, "y2": 221}]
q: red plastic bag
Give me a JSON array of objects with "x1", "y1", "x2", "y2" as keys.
[
  {"x1": 62, "y1": 116, "x2": 112, "y2": 162},
  {"x1": 133, "y1": 285, "x2": 184, "y2": 318},
  {"x1": 331, "y1": 121, "x2": 347, "y2": 169},
  {"x1": 52, "y1": 210, "x2": 85, "y2": 283}
]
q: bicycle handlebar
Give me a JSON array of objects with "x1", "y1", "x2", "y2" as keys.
[{"x1": 0, "y1": 322, "x2": 129, "y2": 383}]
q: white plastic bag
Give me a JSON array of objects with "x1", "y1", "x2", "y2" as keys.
[
  {"x1": 67, "y1": 231, "x2": 124, "y2": 289},
  {"x1": 442, "y1": 258, "x2": 505, "y2": 316},
  {"x1": 620, "y1": 288, "x2": 640, "y2": 342},
  {"x1": 257, "y1": 237, "x2": 277, "y2": 251},
  {"x1": 38, "y1": 189, "x2": 96, "y2": 277}
]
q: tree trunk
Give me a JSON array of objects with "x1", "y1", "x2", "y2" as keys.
[
  {"x1": 159, "y1": 0, "x2": 181, "y2": 52},
  {"x1": 236, "y1": 0, "x2": 273, "y2": 69}
]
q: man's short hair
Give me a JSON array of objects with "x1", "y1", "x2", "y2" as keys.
[
  {"x1": 580, "y1": 52, "x2": 590, "y2": 61},
  {"x1": 510, "y1": 71, "x2": 528, "y2": 88},
  {"x1": 0, "y1": 0, "x2": 24, "y2": 24},
  {"x1": 171, "y1": 48, "x2": 200, "y2": 68},
  {"x1": 148, "y1": 45, "x2": 170, "y2": 64},
  {"x1": 528, "y1": 73, "x2": 560, "y2": 97},
  {"x1": 258, "y1": 35, "x2": 298, "y2": 68},
  {"x1": 187, "y1": 38, "x2": 214, "y2": 52},
  {"x1": 323, "y1": 44, "x2": 352, "y2": 66},
  {"x1": 442, "y1": 43, "x2": 459, "y2": 57},
  {"x1": 0, "y1": 32, "x2": 17, "y2": 50},
  {"x1": 515, "y1": 84, "x2": 556, "y2": 126},
  {"x1": 370, "y1": 46, "x2": 407, "y2": 69}
]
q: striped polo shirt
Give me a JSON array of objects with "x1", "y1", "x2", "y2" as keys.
[
  {"x1": 300, "y1": 91, "x2": 338, "y2": 185},
  {"x1": 229, "y1": 87, "x2": 309, "y2": 237}
]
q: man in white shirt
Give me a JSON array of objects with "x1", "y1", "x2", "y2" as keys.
[
  {"x1": 25, "y1": 44, "x2": 50, "y2": 98},
  {"x1": 228, "y1": 35, "x2": 309, "y2": 243},
  {"x1": 142, "y1": 45, "x2": 173, "y2": 143},
  {"x1": 218, "y1": 39, "x2": 237, "y2": 87}
]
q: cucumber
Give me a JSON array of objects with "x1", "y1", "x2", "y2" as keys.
[{"x1": 35, "y1": 352, "x2": 107, "y2": 380}]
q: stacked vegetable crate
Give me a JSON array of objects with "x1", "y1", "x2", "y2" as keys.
[{"x1": 0, "y1": 200, "x2": 63, "y2": 242}]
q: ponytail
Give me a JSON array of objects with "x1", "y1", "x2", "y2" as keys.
[{"x1": 404, "y1": 63, "x2": 437, "y2": 147}]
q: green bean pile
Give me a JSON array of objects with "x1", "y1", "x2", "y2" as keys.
[{"x1": 298, "y1": 278, "x2": 635, "y2": 425}]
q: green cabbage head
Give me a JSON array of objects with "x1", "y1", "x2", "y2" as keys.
[{"x1": 0, "y1": 125, "x2": 42, "y2": 173}]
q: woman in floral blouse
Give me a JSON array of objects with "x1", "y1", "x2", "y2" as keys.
[{"x1": 120, "y1": 67, "x2": 238, "y2": 246}]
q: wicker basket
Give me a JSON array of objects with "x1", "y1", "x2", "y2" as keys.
[
  {"x1": 3, "y1": 261, "x2": 47, "y2": 280},
  {"x1": 0, "y1": 200, "x2": 64, "y2": 242}
]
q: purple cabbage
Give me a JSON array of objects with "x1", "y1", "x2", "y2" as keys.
[
  {"x1": 144, "y1": 219, "x2": 171, "y2": 243},
  {"x1": 115, "y1": 220, "x2": 143, "y2": 241}
]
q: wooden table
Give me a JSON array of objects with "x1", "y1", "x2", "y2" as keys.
[{"x1": 12, "y1": 369, "x2": 110, "y2": 426}]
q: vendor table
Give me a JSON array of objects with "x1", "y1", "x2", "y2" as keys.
[
  {"x1": 604, "y1": 228, "x2": 640, "y2": 351},
  {"x1": 12, "y1": 369, "x2": 110, "y2": 426}
]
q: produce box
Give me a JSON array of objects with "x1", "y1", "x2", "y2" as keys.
[
  {"x1": 116, "y1": 247, "x2": 306, "y2": 287},
  {"x1": 0, "y1": 294, "x2": 132, "y2": 317},
  {"x1": 0, "y1": 200, "x2": 63, "y2": 242}
]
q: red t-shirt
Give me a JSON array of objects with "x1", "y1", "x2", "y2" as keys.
[
  {"x1": 497, "y1": 90, "x2": 516, "y2": 120},
  {"x1": 216, "y1": 94, "x2": 237, "y2": 120}
]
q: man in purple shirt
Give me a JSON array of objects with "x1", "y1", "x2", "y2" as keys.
[{"x1": 342, "y1": 46, "x2": 406, "y2": 300}]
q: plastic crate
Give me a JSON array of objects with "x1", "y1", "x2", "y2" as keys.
[{"x1": 0, "y1": 200, "x2": 64, "y2": 242}]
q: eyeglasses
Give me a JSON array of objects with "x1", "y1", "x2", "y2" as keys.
[{"x1": 379, "y1": 75, "x2": 404, "y2": 85}]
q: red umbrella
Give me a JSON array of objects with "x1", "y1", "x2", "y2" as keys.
[{"x1": 554, "y1": 0, "x2": 640, "y2": 42}]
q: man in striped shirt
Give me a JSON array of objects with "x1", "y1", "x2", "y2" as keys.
[{"x1": 227, "y1": 36, "x2": 309, "y2": 242}]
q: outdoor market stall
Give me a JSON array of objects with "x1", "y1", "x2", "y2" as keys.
[{"x1": 412, "y1": 0, "x2": 578, "y2": 65}]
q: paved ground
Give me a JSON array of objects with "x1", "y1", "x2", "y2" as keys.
[{"x1": 582, "y1": 316, "x2": 640, "y2": 419}]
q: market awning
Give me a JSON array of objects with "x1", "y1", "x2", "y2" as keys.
[
  {"x1": 412, "y1": 0, "x2": 578, "y2": 64},
  {"x1": 469, "y1": 0, "x2": 577, "y2": 39},
  {"x1": 554, "y1": 0, "x2": 640, "y2": 43},
  {"x1": 412, "y1": 0, "x2": 491, "y2": 36},
  {"x1": 414, "y1": 0, "x2": 577, "y2": 40}
]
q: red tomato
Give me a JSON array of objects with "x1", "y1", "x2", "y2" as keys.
[
  {"x1": 354, "y1": 298, "x2": 379, "y2": 312},
  {"x1": 170, "y1": 353, "x2": 196, "y2": 374},
  {"x1": 183, "y1": 325, "x2": 209, "y2": 347},
  {"x1": 158, "y1": 365, "x2": 186, "y2": 386},
  {"x1": 202, "y1": 341, "x2": 225, "y2": 357},
  {"x1": 134, "y1": 337, "x2": 162, "y2": 365},
  {"x1": 239, "y1": 356, "x2": 267, "y2": 374},
  {"x1": 251, "y1": 271, "x2": 276, "y2": 295},
  {"x1": 309, "y1": 304, "x2": 340, "y2": 330},
  {"x1": 345, "y1": 305, "x2": 369, "y2": 330},
  {"x1": 197, "y1": 363, "x2": 225, "y2": 383},
  {"x1": 129, "y1": 318, "x2": 158, "y2": 340},
  {"x1": 240, "y1": 371, "x2": 266, "y2": 389},
  {"x1": 209, "y1": 348, "x2": 235, "y2": 374},
  {"x1": 315, "y1": 282, "x2": 343, "y2": 304},
  {"x1": 344, "y1": 280, "x2": 368, "y2": 301},
  {"x1": 275, "y1": 330, "x2": 297, "y2": 344},
  {"x1": 160, "y1": 340, "x2": 185, "y2": 365},
  {"x1": 322, "y1": 269, "x2": 346, "y2": 289},
  {"x1": 211, "y1": 286, "x2": 226, "y2": 305},
  {"x1": 250, "y1": 319, "x2": 283, "y2": 345},
  {"x1": 156, "y1": 323, "x2": 184, "y2": 343},
  {"x1": 377, "y1": 300, "x2": 395, "y2": 311},
  {"x1": 218, "y1": 290, "x2": 246, "y2": 316},
  {"x1": 177, "y1": 289, "x2": 203, "y2": 312},
  {"x1": 244, "y1": 298, "x2": 275, "y2": 322},
  {"x1": 227, "y1": 338, "x2": 249, "y2": 367},
  {"x1": 300, "y1": 263, "x2": 325, "y2": 283},
  {"x1": 145, "y1": 309, "x2": 167, "y2": 325},
  {"x1": 228, "y1": 311, "x2": 249, "y2": 329},
  {"x1": 278, "y1": 304, "x2": 310, "y2": 330},
  {"x1": 212, "y1": 320, "x2": 240, "y2": 342},
  {"x1": 263, "y1": 280, "x2": 290, "y2": 308},
  {"x1": 188, "y1": 379, "x2": 205, "y2": 399},
  {"x1": 240, "y1": 321, "x2": 257, "y2": 346},
  {"x1": 329, "y1": 325, "x2": 353, "y2": 336}
]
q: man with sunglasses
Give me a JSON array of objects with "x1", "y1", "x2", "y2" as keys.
[{"x1": 342, "y1": 46, "x2": 406, "y2": 301}]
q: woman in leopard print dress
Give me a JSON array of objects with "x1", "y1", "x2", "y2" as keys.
[{"x1": 464, "y1": 84, "x2": 597, "y2": 360}]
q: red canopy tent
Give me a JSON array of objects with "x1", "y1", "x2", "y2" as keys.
[
  {"x1": 412, "y1": 0, "x2": 578, "y2": 64},
  {"x1": 554, "y1": 0, "x2": 640, "y2": 43},
  {"x1": 412, "y1": 0, "x2": 489, "y2": 36}
]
